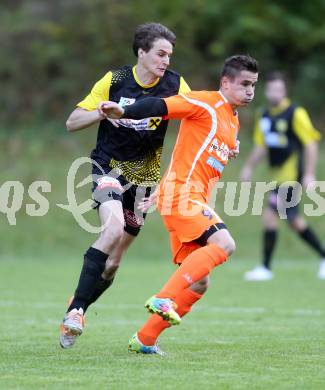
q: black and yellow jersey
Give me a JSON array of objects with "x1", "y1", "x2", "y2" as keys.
[
  {"x1": 253, "y1": 98, "x2": 321, "y2": 183},
  {"x1": 77, "y1": 65, "x2": 190, "y2": 185}
]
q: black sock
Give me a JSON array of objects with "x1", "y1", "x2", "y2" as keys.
[
  {"x1": 263, "y1": 230, "x2": 277, "y2": 270},
  {"x1": 68, "y1": 247, "x2": 108, "y2": 312},
  {"x1": 84, "y1": 276, "x2": 115, "y2": 312},
  {"x1": 298, "y1": 227, "x2": 325, "y2": 257}
]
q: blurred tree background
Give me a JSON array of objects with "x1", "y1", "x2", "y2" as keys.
[
  {"x1": 1, "y1": 0, "x2": 325, "y2": 127},
  {"x1": 1, "y1": 4, "x2": 325, "y2": 386},
  {"x1": 0, "y1": 0, "x2": 324, "y2": 258}
]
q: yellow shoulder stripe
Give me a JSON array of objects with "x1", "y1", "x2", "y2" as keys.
[
  {"x1": 178, "y1": 77, "x2": 191, "y2": 94},
  {"x1": 77, "y1": 71, "x2": 112, "y2": 111},
  {"x1": 253, "y1": 111, "x2": 265, "y2": 146},
  {"x1": 292, "y1": 107, "x2": 321, "y2": 145}
]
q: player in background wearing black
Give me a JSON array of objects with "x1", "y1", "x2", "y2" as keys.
[{"x1": 241, "y1": 72, "x2": 325, "y2": 281}]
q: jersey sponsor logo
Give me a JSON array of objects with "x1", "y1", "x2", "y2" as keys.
[
  {"x1": 124, "y1": 209, "x2": 144, "y2": 227},
  {"x1": 116, "y1": 97, "x2": 162, "y2": 131},
  {"x1": 214, "y1": 100, "x2": 224, "y2": 109},
  {"x1": 118, "y1": 97, "x2": 136, "y2": 107},
  {"x1": 116, "y1": 117, "x2": 162, "y2": 131},
  {"x1": 149, "y1": 117, "x2": 162, "y2": 129},
  {"x1": 208, "y1": 138, "x2": 229, "y2": 162},
  {"x1": 275, "y1": 119, "x2": 288, "y2": 133},
  {"x1": 264, "y1": 132, "x2": 288, "y2": 148},
  {"x1": 260, "y1": 117, "x2": 288, "y2": 148},
  {"x1": 201, "y1": 209, "x2": 213, "y2": 220},
  {"x1": 260, "y1": 117, "x2": 272, "y2": 133},
  {"x1": 97, "y1": 176, "x2": 124, "y2": 192},
  {"x1": 206, "y1": 157, "x2": 225, "y2": 172}
]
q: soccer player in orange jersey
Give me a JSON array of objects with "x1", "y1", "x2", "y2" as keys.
[{"x1": 102, "y1": 54, "x2": 258, "y2": 354}]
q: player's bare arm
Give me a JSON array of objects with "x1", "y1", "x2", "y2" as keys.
[
  {"x1": 240, "y1": 145, "x2": 266, "y2": 181},
  {"x1": 303, "y1": 140, "x2": 318, "y2": 187},
  {"x1": 66, "y1": 107, "x2": 106, "y2": 132}
]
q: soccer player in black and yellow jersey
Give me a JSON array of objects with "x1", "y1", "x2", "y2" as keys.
[
  {"x1": 59, "y1": 23, "x2": 190, "y2": 349},
  {"x1": 241, "y1": 72, "x2": 325, "y2": 281}
]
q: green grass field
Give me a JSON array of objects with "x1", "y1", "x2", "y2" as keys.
[
  {"x1": 1, "y1": 254, "x2": 324, "y2": 390},
  {"x1": 1, "y1": 128, "x2": 325, "y2": 389}
]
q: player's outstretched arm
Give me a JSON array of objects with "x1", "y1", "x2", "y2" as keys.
[{"x1": 102, "y1": 98, "x2": 168, "y2": 120}]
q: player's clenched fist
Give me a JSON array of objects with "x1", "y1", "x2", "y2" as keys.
[{"x1": 98, "y1": 101, "x2": 124, "y2": 119}]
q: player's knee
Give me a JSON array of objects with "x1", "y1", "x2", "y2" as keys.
[
  {"x1": 219, "y1": 236, "x2": 236, "y2": 256},
  {"x1": 262, "y1": 208, "x2": 278, "y2": 229},
  {"x1": 288, "y1": 219, "x2": 298, "y2": 231},
  {"x1": 208, "y1": 229, "x2": 236, "y2": 257},
  {"x1": 288, "y1": 216, "x2": 306, "y2": 232},
  {"x1": 100, "y1": 224, "x2": 124, "y2": 245},
  {"x1": 229, "y1": 238, "x2": 236, "y2": 256}
]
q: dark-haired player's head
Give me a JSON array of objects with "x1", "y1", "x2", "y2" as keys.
[
  {"x1": 133, "y1": 23, "x2": 176, "y2": 56},
  {"x1": 221, "y1": 55, "x2": 259, "y2": 80},
  {"x1": 133, "y1": 23, "x2": 176, "y2": 79},
  {"x1": 220, "y1": 55, "x2": 259, "y2": 108},
  {"x1": 264, "y1": 72, "x2": 287, "y2": 107}
]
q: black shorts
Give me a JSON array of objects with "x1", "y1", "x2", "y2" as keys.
[
  {"x1": 268, "y1": 185, "x2": 300, "y2": 222},
  {"x1": 92, "y1": 163, "x2": 154, "y2": 236},
  {"x1": 194, "y1": 223, "x2": 228, "y2": 246}
]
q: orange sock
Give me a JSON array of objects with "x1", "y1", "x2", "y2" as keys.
[
  {"x1": 156, "y1": 243, "x2": 227, "y2": 300},
  {"x1": 138, "y1": 288, "x2": 203, "y2": 346}
]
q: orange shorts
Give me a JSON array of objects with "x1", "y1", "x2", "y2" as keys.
[{"x1": 161, "y1": 204, "x2": 223, "y2": 264}]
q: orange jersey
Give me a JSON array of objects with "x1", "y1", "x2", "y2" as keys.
[{"x1": 158, "y1": 90, "x2": 239, "y2": 213}]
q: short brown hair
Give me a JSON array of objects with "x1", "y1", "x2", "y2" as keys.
[
  {"x1": 133, "y1": 23, "x2": 176, "y2": 57},
  {"x1": 265, "y1": 71, "x2": 286, "y2": 84},
  {"x1": 221, "y1": 55, "x2": 259, "y2": 80}
]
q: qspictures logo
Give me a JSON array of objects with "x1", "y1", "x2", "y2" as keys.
[{"x1": 0, "y1": 157, "x2": 325, "y2": 233}]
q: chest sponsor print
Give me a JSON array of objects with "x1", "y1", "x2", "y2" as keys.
[
  {"x1": 208, "y1": 138, "x2": 229, "y2": 162},
  {"x1": 116, "y1": 97, "x2": 162, "y2": 131}
]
